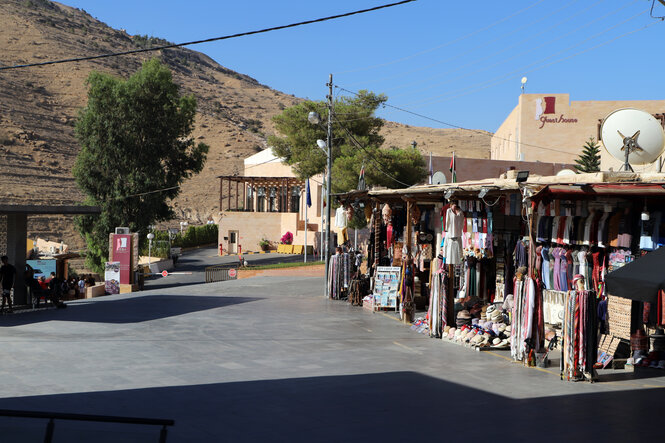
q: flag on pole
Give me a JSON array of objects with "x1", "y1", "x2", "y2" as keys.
[
  {"x1": 357, "y1": 163, "x2": 366, "y2": 191},
  {"x1": 306, "y1": 178, "x2": 312, "y2": 208},
  {"x1": 428, "y1": 152, "x2": 433, "y2": 185},
  {"x1": 449, "y1": 151, "x2": 457, "y2": 183}
]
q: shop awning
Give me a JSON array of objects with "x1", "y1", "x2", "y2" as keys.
[
  {"x1": 605, "y1": 247, "x2": 665, "y2": 303},
  {"x1": 539, "y1": 183, "x2": 665, "y2": 197}
]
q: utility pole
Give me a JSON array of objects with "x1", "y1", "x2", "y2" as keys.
[{"x1": 324, "y1": 73, "x2": 333, "y2": 298}]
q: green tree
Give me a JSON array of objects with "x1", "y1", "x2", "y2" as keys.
[
  {"x1": 269, "y1": 90, "x2": 426, "y2": 193},
  {"x1": 574, "y1": 137, "x2": 601, "y2": 173},
  {"x1": 74, "y1": 58, "x2": 209, "y2": 272}
]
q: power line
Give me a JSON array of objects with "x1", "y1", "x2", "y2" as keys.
[
  {"x1": 335, "y1": 119, "x2": 413, "y2": 187},
  {"x1": 0, "y1": 0, "x2": 416, "y2": 71},
  {"x1": 336, "y1": 85, "x2": 578, "y2": 157},
  {"x1": 383, "y1": 0, "x2": 611, "y2": 96},
  {"x1": 334, "y1": 0, "x2": 546, "y2": 75},
  {"x1": 410, "y1": 17, "x2": 661, "y2": 107},
  {"x1": 404, "y1": 5, "x2": 650, "y2": 106},
  {"x1": 345, "y1": 0, "x2": 586, "y2": 88}
]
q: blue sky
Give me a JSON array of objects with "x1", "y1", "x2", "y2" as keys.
[{"x1": 61, "y1": 0, "x2": 665, "y2": 133}]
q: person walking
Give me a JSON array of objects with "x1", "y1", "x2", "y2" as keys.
[{"x1": 0, "y1": 256, "x2": 16, "y2": 313}]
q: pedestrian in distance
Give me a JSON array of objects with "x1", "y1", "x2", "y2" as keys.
[{"x1": 0, "y1": 255, "x2": 16, "y2": 313}]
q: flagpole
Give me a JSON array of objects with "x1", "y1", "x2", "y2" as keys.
[
  {"x1": 320, "y1": 173, "x2": 325, "y2": 262},
  {"x1": 428, "y1": 152, "x2": 433, "y2": 185},
  {"x1": 304, "y1": 177, "x2": 312, "y2": 263},
  {"x1": 304, "y1": 197, "x2": 308, "y2": 263}
]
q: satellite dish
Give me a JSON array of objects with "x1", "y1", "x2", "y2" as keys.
[
  {"x1": 432, "y1": 171, "x2": 447, "y2": 185},
  {"x1": 556, "y1": 169, "x2": 576, "y2": 176},
  {"x1": 600, "y1": 108, "x2": 665, "y2": 171}
]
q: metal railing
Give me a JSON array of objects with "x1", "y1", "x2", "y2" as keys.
[
  {"x1": 0, "y1": 409, "x2": 174, "y2": 442},
  {"x1": 205, "y1": 265, "x2": 238, "y2": 283}
]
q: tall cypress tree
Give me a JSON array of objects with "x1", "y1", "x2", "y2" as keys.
[{"x1": 574, "y1": 138, "x2": 601, "y2": 173}]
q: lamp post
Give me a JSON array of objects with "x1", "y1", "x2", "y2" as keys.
[
  {"x1": 307, "y1": 74, "x2": 334, "y2": 297},
  {"x1": 147, "y1": 232, "x2": 155, "y2": 267},
  {"x1": 179, "y1": 221, "x2": 188, "y2": 236}
]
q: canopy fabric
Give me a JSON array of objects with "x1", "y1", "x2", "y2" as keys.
[{"x1": 605, "y1": 247, "x2": 665, "y2": 303}]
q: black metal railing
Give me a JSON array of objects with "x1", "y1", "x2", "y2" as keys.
[
  {"x1": 205, "y1": 265, "x2": 238, "y2": 283},
  {"x1": 0, "y1": 409, "x2": 174, "y2": 442}
]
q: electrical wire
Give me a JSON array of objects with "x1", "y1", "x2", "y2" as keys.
[
  {"x1": 348, "y1": 0, "x2": 587, "y2": 89},
  {"x1": 405, "y1": 6, "x2": 650, "y2": 106},
  {"x1": 334, "y1": 0, "x2": 546, "y2": 75},
  {"x1": 413, "y1": 18, "x2": 662, "y2": 107},
  {"x1": 335, "y1": 119, "x2": 413, "y2": 187},
  {"x1": 384, "y1": 0, "x2": 614, "y2": 97},
  {"x1": 0, "y1": 0, "x2": 416, "y2": 71},
  {"x1": 336, "y1": 85, "x2": 579, "y2": 157},
  {"x1": 651, "y1": 0, "x2": 665, "y2": 19},
  {"x1": 107, "y1": 185, "x2": 181, "y2": 201}
]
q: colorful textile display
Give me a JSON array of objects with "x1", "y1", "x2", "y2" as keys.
[
  {"x1": 561, "y1": 289, "x2": 598, "y2": 380},
  {"x1": 328, "y1": 252, "x2": 352, "y2": 299},
  {"x1": 510, "y1": 277, "x2": 543, "y2": 361},
  {"x1": 428, "y1": 257, "x2": 447, "y2": 337}
]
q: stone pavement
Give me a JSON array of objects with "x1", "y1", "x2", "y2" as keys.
[{"x1": 0, "y1": 275, "x2": 664, "y2": 442}]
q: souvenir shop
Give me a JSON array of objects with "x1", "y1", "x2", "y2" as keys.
[
  {"x1": 338, "y1": 173, "x2": 665, "y2": 380},
  {"x1": 529, "y1": 182, "x2": 665, "y2": 378},
  {"x1": 363, "y1": 183, "x2": 533, "y2": 353}
]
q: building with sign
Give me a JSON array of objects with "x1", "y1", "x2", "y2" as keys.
[{"x1": 491, "y1": 93, "x2": 665, "y2": 171}]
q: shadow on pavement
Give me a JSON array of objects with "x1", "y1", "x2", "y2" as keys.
[
  {"x1": 0, "y1": 295, "x2": 262, "y2": 326},
  {"x1": 0, "y1": 371, "x2": 663, "y2": 442}
]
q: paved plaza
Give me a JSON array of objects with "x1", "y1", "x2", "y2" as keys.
[{"x1": 1, "y1": 272, "x2": 665, "y2": 442}]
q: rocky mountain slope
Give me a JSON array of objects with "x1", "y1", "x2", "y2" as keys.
[{"x1": 0, "y1": 0, "x2": 490, "y2": 249}]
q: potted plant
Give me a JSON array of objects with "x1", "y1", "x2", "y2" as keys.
[
  {"x1": 280, "y1": 231, "x2": 293, "y2": 245},
  {"x1": 259, "y1": 238, "x2": 270, "y2": 251}
]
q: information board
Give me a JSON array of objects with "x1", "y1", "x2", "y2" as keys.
[{"x1": 373, "y1": 266, "x2": 401, "y2": 309}]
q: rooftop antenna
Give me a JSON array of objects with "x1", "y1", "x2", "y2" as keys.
[{"x1": 600, "y1": 108, "x2": 665, "y2": 172}]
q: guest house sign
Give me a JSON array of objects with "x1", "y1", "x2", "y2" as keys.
[{"x1": 535, "y1": 96, "x2": 578, "y2": 129}]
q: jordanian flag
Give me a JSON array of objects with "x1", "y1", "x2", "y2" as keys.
[
  {"x1": 449, "y1": 151, "x2": 457, "y2": 183},
  {"x1": 428, "y1": 152, "x2": 433, "y2": 185},
  {"x1": 357, "y1": 163, "x2": 366, "y2": 191}
]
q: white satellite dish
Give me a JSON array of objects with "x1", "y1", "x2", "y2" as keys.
[
  {"x1": 432, "y1": 171, "x2": 447, "y2": 185},
  {"x1": 600, "y1": 108, "x2": 665, "y2": 171},
  {"x1": 556, "y1": 169, "x2": 576, "y2": 176}
]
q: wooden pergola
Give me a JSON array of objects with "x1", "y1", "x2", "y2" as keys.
[{"x1": 218, "y1": 176, "x2": 305, "y2": 212}]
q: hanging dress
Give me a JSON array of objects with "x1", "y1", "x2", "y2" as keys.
[
  {"x1": 541, "y1": 246, "x2": 551, "y2": 290},
  {"x1": 443, "y1": 207, "x2": 464, "y2": 265}
]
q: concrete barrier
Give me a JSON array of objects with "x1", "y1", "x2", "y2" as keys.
[{"x1": 85, "y1": 284, "x2": 106, "y2": 299}]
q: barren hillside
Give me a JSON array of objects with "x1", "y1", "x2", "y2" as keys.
[{"x1": 0, "y1": 0, "x2": 490, "y2": 249}]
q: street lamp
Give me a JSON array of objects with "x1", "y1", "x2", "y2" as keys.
[
  {"x1": 147, "y1": 232, "x2": 155, "y2": 267},
  {"x1": 307, "y1": 74, "x2": 334, "y2": 298},
  {"x1": 179, "y1": 221, "x2": 188, "y2": 235}
]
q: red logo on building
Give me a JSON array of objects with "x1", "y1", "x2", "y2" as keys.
[{"x1": 542, "y1": 96, "x2": 556, "y2": 114}]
